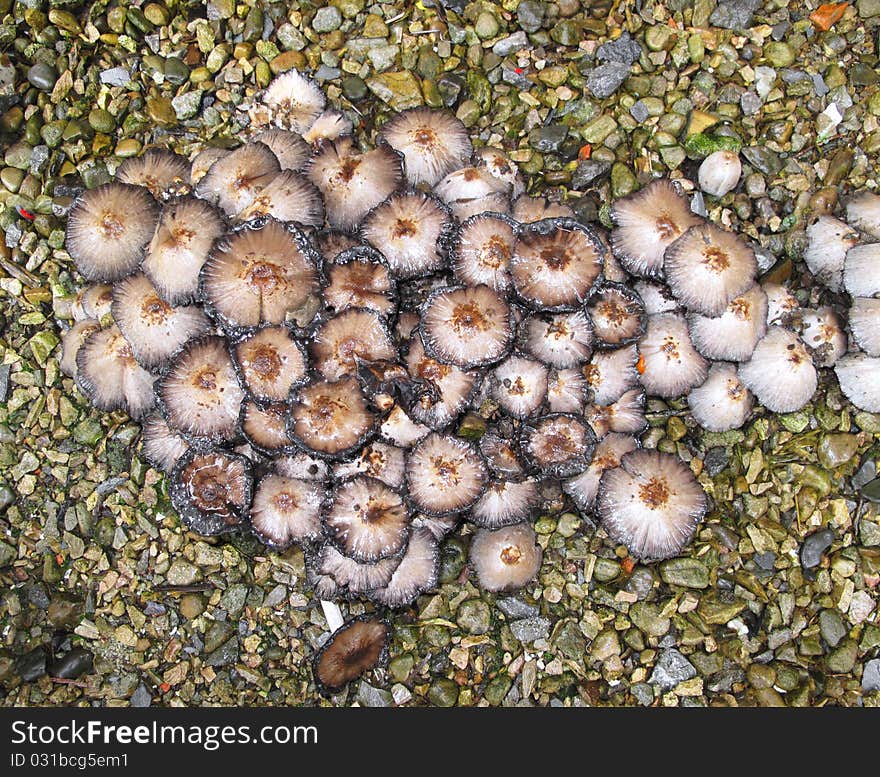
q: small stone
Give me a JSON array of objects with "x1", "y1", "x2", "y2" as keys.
[
  {"x1": 493, "y1": 31, "x2": 528, "y2": 57},
  {"x1": 0, "y1": 541, "x2": 15, "y2": 568},
  {"x1": 597, "y1": 32, "x2": 641, "y2": 65},
  {"x1": 456, "y1": 599, "x2": 492, "y2": 634},
  {"x1": 818, "y1": 433, "x2": 859, "y2": 469},
  {"x1": 341, "y1": 75, "x2": 368, "y2": 102},
  {"x1": 704, "y1": 447, "x2": 731, "y2": 476},
  {"x1": 48, "y1": 598, "x2": 82, "y2": 629},
  {"x1": 356, "y1": 681, "x2": 393, "y2": 707},
  {"x1": 572, "y1": 159, "x2": 611, "y2": 189},
  {"x1": 130, "y1": 683, "x2": 152, "y2": 707},
  {"x1": 517, "y1": 1, "x2": 547, "y2": 33},
  {"x1": 172, "y1": 91, "x2": 202, "y2": 120},
  {"x1": 826, "y1": 639, "x2": 858, "y2": 674},
  {"x1": 27, "y1": 63, "x2": 57, "y2": 91},
  {"x1": 586, "y1": 62, "x2": 631, "y2": 99},
  {"x1": 800, "y1": 528, "x2": 834, "y2": 569},
  {"x1": 859, "y1": 0, "x2": 880, "y2": 18},
  {"x1": 15, "y1": 647, "x2": 46, "y2": 683},
  {"x1": 428, "y1": 677, "x2": 459, "y2": 707},
  {"x1": 49, "y1": 647, "x2": 93, "y2": 680},
  {"x1": 765, "y1": 42, "x2": 796, "y2": 69},
  {"x1": 363, "y1": 14, "x2": 388, "y2": 38},
  {"x1": 529, "y1": 124, "x2": 568, "y2": 153},
  {"x1": 610, "y1": 162, "x2": 638, "y2": 197},
  {"x1": 650, "y1": 649, "x2": 697, "y2": 691},
  {"x1": 312, "y1": 6, "x2": 342, "y2": 33},
  {"x1": 497, "y1": 596, "x2": 539, "y2": 619},
  {"x1": 741, "y1": 145, "x2": 782, "y2": 175},
  {"x1": 166, "y1": 559, "x2": 201, "y2": 586},
  {"x1": 863, "y1": 659, "x2": 880, "y2": 692},
  {"x1": 740, "y1": 91, "x2": 762, "y2": 116},
  {"x1": 631, "y1": 602, "x2": 670, "y2": 636},
  {"x1": 819, "y1": 609, "x2": 847, "y2": 647},
  {"x1": 709, "y1": 0, "x2": 761, "y2": 30},
  {"x1": 389, "y1": 654, "x2": 414, "y2": 683},
  {"x1": 368, "y1": 45, "x2": 398, "y2": 73},
  {"x1": 475, "y1": 12, "x2": 500, "y2": 40},
  {"x1": 204, "y1": 637, "x2": 238, "y2": 667},
  {"x1": 590, "y1": 629, "x2": 620, "y2": 661},
  {"x1": 484, "y1": 674, "x2": 512, "y2": 706},
  {"x1": 100, "y1": 67, "x2": 131, "y2": 87},
  {"x1": 747, "y1": 663, "x2": 776, "y2": 690},
  {"x1": 509, "y1": 616, "x2": 551, "y2": 643},
  {"x1": 659, "y1": 558, "x2": 709, "y2": 589},
  {"x1": 367, "y1": 71, "x2": 423, "y2": 110}
]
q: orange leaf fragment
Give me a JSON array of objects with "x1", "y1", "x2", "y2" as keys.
[
  {"x1": 636, "y1": 353, "x2": 646, "y2": 375},
  {"x1": 621, "y1": 557, "x2": 636, "y2": 575},
  {"x1": 810, "y1": 2, "x2": 848, "y2": 32},
  {"x1": 578, "y1": 143, "x2": 592, "y2": 161}
]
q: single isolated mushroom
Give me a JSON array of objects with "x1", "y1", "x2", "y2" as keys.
[
  {"x1": 312, "y1": 614, "x2": 390, "y2": 694},
  {"x1": 378, "y1": 107, "x2": 473, "y2": 187},
  {"x1": 596, "y1": 449, "x2": 707, "y2": 561},
  {"x1": 469, "y1": 522, "x2": 543, "y2": 593},
  {"x1": 697, "y1": 150, "x2": 741, "y2": 198},
  {"x1": 260, "y1": 68, "x2": 326, "y2": 134},
  {"x1": 170, "y1": 448, "x2": 253, "y2": 536},
  {"x1": 738, "y1": 326, "x2": 817, "y2": 413},
  {"x1": 250, "y1": 473, "x2": 324, "y2": 549},
  {"x1": 65, "y1": 182, "x2": 159, "y2": 282}
]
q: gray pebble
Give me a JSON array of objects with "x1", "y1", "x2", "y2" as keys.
[
  {"x1": 572, "y1": 159, "x2": 611, "y2": 189},
  {"x1": 649, "y1": 648, "x2": 697, "y2": 690},
  {"x1": 497, "y1": 596, "x2": 539, "y2": 619},
  {"x1": 862, "y1": 659, "x2": 880, "y2": 693},
  {"x1": 27, "y1": 62, "x2": 57, "y2": 91},
  {"x1": 800, "y1": 528, "x2": 834, "y2": 569},
  {"x1": 130, "y1": 682, "x2": 153, "y2": 707},
  {"x1": 709, "y1": 0, "x2": 761, "y2": 30},
  {"x1": 100, "y1": 67, "x2": 131, "y2": 87},
  {"x1": 597, "y1": 32, "x2": 642, "y2": 66},
  {"x1": 312, "y1": 6, "x2": 342, "y2": 33},
  {"x1": 586, "y1": 62, "x2": 631, "y2": 99},
  {"x1": 493, "y1": 31, "x2": 529, "y2": 57},
  {"x1": 509, "y1": 616, "x2": 551, "y2": 643},
  {"x1": 356, "y1": 681, "x2": 393, "y2": 707}
]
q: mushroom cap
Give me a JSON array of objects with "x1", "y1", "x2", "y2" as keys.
[
  {"x1": 474, "y1": 147, "x2": 525, "y2": 199},
  {"x1": 315, "y1": 542, "x2": 402, "y2": 594},
  {"x1": 433, "y1": 166, "x2": 510, "y2": 208},
  {"x1": 379, "y1": 404, "x2": 431, "y2": 448},
  {"x1": 65, "y1": 182, "x2": 159, "y2": 282},
  {"x1": 287, "y1": 376, "x2": 377, "y2": 459},
  {"x1": 239, "y1": 400, "x2": 295, "y2": 455},
  {"x1": 323, "y1": 246, "x2": 396, "y2": 318},
  {"x1": 452, "y1": 212, "x2": 518, "y2": 292},
  {"x1": 405, "y1": 433, "x2": 488, "y2": 515},
  {"x1": 361, "y1": 191, "x2": 454, "y2": 280},
  {"x1": 232, "y1": 325, "x2": 308, "y2": 403},
  {"x1": 260, "y1": 69, "x2": 326, "y2": 134},
  {"x1": 585, "y1": 282, "x2": 647, "y2": 349},
  {"x1": 75, "y1": 324, "x2": 156, "y2": 419},
  {"x1": 405, "y1": 334, "x2": 479, "y2": 430},
  {"x1": 798, "y1": 306, "x2": 847, "y2": 367},
  {"x1": 844, "y1": 243, "x2": 880, "y2": 298},
  {"x1": 369, "y1": 526, "x2": 439, "y2": 608},
  {"x1": 448, "y1": 191, "x2": 511, "y2": 221},
  {"x1": 250, "y1": 473, "x2": 324, "y2": 549},
  {"x1": 664, "y1": 223, "x2": 757, "y2": 317},
  {"x1": 170, "y1": 448, "x2": 253, "y2": 536},
  {"x1": 141, "y1": 413, "x2": 190, "y2": 474},
  {"x1": 378, "y1": 107, "x2": 473, "y2": 187},
  {"x1": 479, "y1": 430, "x2": 526, "y2": 480},
  {"x1": 235, "y1": 169, "x2": 325, "y2": 227},
  {"x1": 804, "y1": 215, "x2": 858, "y2": 292},
  {"x1": 306, "y1": 137, "x2": 404, "y2": 230},
  {"x1": 189, "y1": 147, "x2": 229, "y2": 186},
  {"x1": 312, "y1": 614, "x2": 390, "y2": 694},
  {"x1": 332, "y1": 441, "x2": 406, "y2": 489},
  {"x1": 547, "y1": 367, "x2": 590, "y2": 414},
  {"x1": 598, "y1": 449, "x2": 706, "y2": 561},
  {"x1": 610, "y1": 179, "x2": 702, "y2": 278},
  {"x1": 470, "y1": 478, "x2": 540, "y2": 529},
  {"x1": 310, "y1": 308, "x2": 397, "y2": 381},
  {"x1": 116, "y1": 149, "x2": 191, "y2": 199},
  {"x1": 302, "y1": 109, "x2": 353, "y2": 146},
  {"x1": 563, "y1": 432, "x2": 639, "y2": 513},
  {"x1": 111, "y1": 273, "x2": 212, "y2": 370},
  {"x1": 510, "y1": 218, "x2": 604, "y2": 311},
  {"x1": 469, "y1": 522, "x2": 542, "y2": 593},
  {"x1": 738, "y1": 326, "x2": 817, "y2": 413},
  {"x1": 274, "y1": 451, "x2": 330, "y2": 481},
  {"x1": 845, "y1": 191, "x2": 880, "y2": 239},
  {"x1": 519, "y1": 412, "x2": 597, "y2": 478},
  {"x1": 633, "y1": 280, "x2": 679, "y2": 315},
  {"x1": 763, "y1": 282, "x2": 800, "y2": 326},
  {"x1": 637, "y1": 313, "x2": 709, "y2": 398},
  {"x1": 490, "y1": 355, "x2": 549, "y2": 419},
  {"x1": 199, "y1": 218, "x2": 320, "y2": 331},
  {"x1": 60, "y1": 319, "x2": 101, "y2": 378},
  {"x1": 697, "y1": 150, "x2": 741, "y2": 198},
  {"x1": 687, "y1": 283, "x2": 768, "y2": 362},
  {"x1": 687, "y1": 362, "x2": 754, "y2": 432},
  {"x1": 583, "y1": 344, "x2": 640, "y2": 406},
  {"x1": 522, "y1": 310, "x2": 594, "y2": 369},
  {"x1": 157, "y1": 335, "x2": 245, "y2": 443},
  {"x1": 143, "y1": 197, "x2": 226, "y2": 306},
  {"x1": 252, "y1": 129, "x2": 312, "y2": 171},
  {"x1": 71, "y1": 283, "x2": 114, "y2": 322},
  {"x1": 420, "y1": 285, "x2": 513, "y2": 369},
  {"x1": 195, "y1": 141, "x2": 281, "y2": 217},
  {"x1": 511, "y1": 194, "x2": 574, "y2": 223},
  {"x1": 849, "y1": 297, "x2": 880, "y2": 357},
  {"x1": 835, "y1": 351, "x2": 880, "y2": 413},
  {"x1": 324, "y1": 475, "x2": 411, "y2": 562},
  {"x1": 315, "y1": 229, "x2": 363, "y2": 263}
]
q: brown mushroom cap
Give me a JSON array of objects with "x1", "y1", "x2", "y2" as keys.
[
  {"x1": 195, "y1": 141, "x2": 281, "y2": 218},
  {"x1": 404, "y1": 334, "x2": 478, "y2": 430},
  {"x1": 65, "y1": 182, "x2": 159, "y2": 282},
  {"x1": 519, "y1": 412, "x2": 597, "y2": 478},
  {"x1": 523, "y1": 310, "x2": 594, "y2": 369},
  {"x1": 323, "y1": 247, "x2": 396, "y2": 317},
  {"x1": 406, "y1": 433, "x2": 488, "y2": 515},
  {"x1": 200, "y1": 218, "x2": 320, "y2": 331},
  {"x1": 253, "y1": 129, "x2": 312, "y2": 171},
  {"x1": 232, "y1": 325, "x2": 307, "y2": 403},
  {"x1": 452, "y1": 213, "x2": 518, "y2": 292},
  {"x1": 312, "y1": 615, "x2": 390, "y2": 693},
  {"x1": 310, "y1": 308, "x2": 397, "y2": 381},
  {"x1": 586, "y1": 282, "x2": 647, "y2": 349},
  {"x1": 239, "y1": 400, "x2": 294, "y2": 455},
  {"x1": 369, "y1": 526, "x2": 439, "y2": 608}
]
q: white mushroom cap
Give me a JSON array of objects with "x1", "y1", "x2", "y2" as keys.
[
  {"x1": 849, "y1": 297, "x2": 880, "y2": 357},
  {"x1": 405, "y1": 433, "x2": 487, "y2": 515},
  {"x1": 452, "y1": 213, "x2": 517, "y2": 292},
  {"x1": 846, "y1": 191, "x2": 880, "y2": 239},
  {"x1": 687, "y1": 283, "x2": 768, "y2": 362},
  {"x1": 687, "y1": 362, "x2": 754, "y2": 432},
  {"x1": 804, "y1": 216, "x2": 858, "y2": 292},
  {"x1": 763, "y1": 282, "x2": 800, "y2": 326},
  {"x1": 597, "y1": 449, "x2": 707, "y2": 561},
  {"x1": 511, "y1": 194, "x2": 574, "y2": 223},
  {"x1": 547, "y1": 368, "x2": 589, "y2": 414},
  {"x1": 798, "y1": 306, "x2": 847, "y2": 367},
  {"x1": 637, "y1": 313, "x2": 709, "y2": 398},
  {"x1": 738, "y1": 326, "x2": 817, "y2": 413},
  {"x1": 250, "y1": 474, "x2": 324, "y2": 549},
  {"x1": 370, "y1": 526, "x2": 440, "y2": 608},
  {"x1": 563, "y1": 432, "x2": 639, "y2": 513},
  {"x1": 470, "y1": 479, "x2": 540, "y2": 529},
  {"x1": 835, "y1": 351, "x2": 880, "y2": 413},
  {"x1": 469, "y1": 522, "x2": 542, "y2": 593},
  {"x1": 584, "y1": 344, "x2": 640, "y2": 406},
  {"x1": 634, "y1": 280, "x2": 679, "y2": 315},
  {"x1": 844, "y1": 243, "x2": 880, "y2": 298},
  {"x1": 491, "y1": 355, "x2": 549, "y2": 419},
  {"x1": 523, "y1": 310, "x2": 594, "y2": 369},
  {"x1": 697, "y1": 150, "x2": 741, "y2": 198},
  {"x1": 260, "y1": 69, "x2": 325, "y2": 133}
]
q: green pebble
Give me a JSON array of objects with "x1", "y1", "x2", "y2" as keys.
[
  {"x1": 645, "y1": 24, "x2": 674, "y2": 52},
  {"x1": 1, "y1": 166, "x2": 23, "y2": 192},
  {"x1": 474, "y1": 12, "x2": 500, "y2": 40},
  {"x1": 818, "y1": 433, "x2": 859, "y2": 469},
  {"x1": 88, "y1": 108, "x2": 115, "y2": 134},
  {"x1": 73, "y1": 419, "x2": 103, "y2": 446},
  {"x1": 428, "y1": 678, "x2": 459, "y2": 707},
  {"x1": 456, "y1": 599, "x2": 492, "y2": 635},
  {"x1": 610, "y1": 162, "x2": 638, "y2": 197},
  {"x1": 826, "y1": 639, "x2": 858, "y2": 673},
  {"x1": 484, "y1": 674, "x2": 512, "y2": 706},
  {"x1": 456, "y1": 98, "x2": 482, "y2": 128},
  {"x1": 115, "y1": 138, "x2": 141, "y2": 158},
  {"x1": 765, "y1": 42, "x2": 795, "y2": 68},
  {"x1": 48, "y1": 9, "x2": 81, "y2": 34},
  {"x1": 667, "y1": 416, "x2": 687, "y2": 441},
  {"x1": 659, "y1": 557, "x2": 709, "y2": 589},
  {"x1": 747, "y1": 663, "x2": 776, "y2": 690},
  {"x1": 388, "y1": 654, "x2": 414, "y2": 683}
]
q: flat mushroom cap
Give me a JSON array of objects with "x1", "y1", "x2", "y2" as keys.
[
  {"x1": 405, "y1": 335, "x2": 478, "y2": 431},
  {"x1": 141, "y1": 413, "x2": 190, "y2": 474},
  {"x1": 287, "y1": 376, "x2": 377, "y2": 459},
  {"x1": 664, "y1": 223, "x2": 757, "y2": 317},
  {"x1": 469, "y1": 523, "x2": 543, "y2": 593},
  {"x1": 452, "y1": 213, "x2": 518, "y2": 292},
  {"x1": 637, "y1": 313, "x2": 709, "y2": 398},
  {"x1": 597, "y1": 449, "x2": 707, "y2": 561},
  {"x1": 60, "y1": 319, "x2": 101, "y2": 378},
  {"x1": 71, "y1": 283, "x2": 114, "y2": 322},
  {"x1": 547, "y1": 367, "x2": 590, "y2": 413},
  {"x1": 323, "y1": 475, "x2": 410, "y2": 562},
  {"x1": 420, "y1": 285, "x2": 512, "y2": 369},
  {"x1": 332, "y1": 441, "x2": 406, "y2": 489},
  {"x1": 143, "y1": 197, "x2": 226, "y2": 305},
  {"x1": 312, "y1": 615, "x2": 390, "y2": 693},
  {"x1": 250, "y1": 474, "x2": 324, "y2": 549},
  {"x1": 253, "y1": 129, "x2": 312, "y2": 171},
  {"x1": 315, "y1": 542, "x2": 402, "y2": 594},
  {"x1": 470, "y1": 479, "x2": 540, "y2": 529},
  {"x1": 65, "y1": 182, "x2": 159, "y2": 282},
  {"x1": 195, "y1": 141, "x2": 281, "y2": 217},
  {"x1": 75, "y1": 324, "x2": 156, "y2": 419},
  {"x1": 687, "y1": 362, "x2": 754, "y2": 432},
  {"x1": 798, "y1": 306, "x2": 846, "y2": 367},
  {"x1": 563, "y1": 433, "x2": 639, "y2": 513},
  {"x1": 306, "y1": 137, "x2": 404, "y2": 231},
  {"x1": 510, "y1": 219, "x2": 604, "y2": 311},
  {"x1": 849, "y1": 297, "x2": 880, "y2": 357},
  {"x1": 323, "y1": 247, "x2": 396, "y2": 317},
  {"x1": 170, "y1": 448, "x2": 253, "y2": 536},
  {"x1": 111, "y1": 273, "x2": 211, "y2": 370},
  {"x1": 738, "y1": 326, "x2": 817, "y2": 413},
  {"x1": 804, "y1": 216, "x2": 858, "y2": 292},
  {"x1": 523, "y1": 310, "x2": 594, "y2": 369},
  {"x1": 490, "y1": 355, "x2": 549, "y2": 419},
  {"x1": 361, "y1": 192, "x2": 453, "y2": 280},
  {"x1": 310, "y1": 308, "x2": 397, "y2": 381},
  {"x1": 239, "y1": 401, "x2": 294, "y2": 455},
  {"x1": 378, "y1": 108, "x2": 473, "y2": 187},
  {"x1": 200, "y1": 219, "x2": 320, "y2": 331},
  {"x1": 519, "y1": 413, "x2": 597, "y2": 479},
  {"x1": 115, "y1": 149, "x2": 190, "y2": 199},
  {"x1": 846, "y1": 192, "x2": 880, "y2": 239},
  {"x1": 586, "y1": 282, "x2": 647, "y2": 348},
  {"x1": 157, "y1": 335, "x2": 245, "y2": 443},
  {"x1": 405, "y1": 433, "x2": 488, "y2": 515},
  {"x1": 233, "y1": 325, "x2": 308, "y2": 403},
  {"x1": 610, "y1": 179, "x2": 702, "y2": 278},
  {"x1": 511, "y1": 195, "x2": 574, "y2": 223},
  {"x1": 844, "y1": 243, "x2": 880, "y2": 299},
  {"x1": 583, "y1": 344, "x2": 639, "y2": 406},
  {"x1": 235, "y1": 170, "x2": 325, "y2": 227}
]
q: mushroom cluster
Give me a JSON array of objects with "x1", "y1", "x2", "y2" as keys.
[{"x1": 56, "y1": 69, "x2": 871, "y2": 691}]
